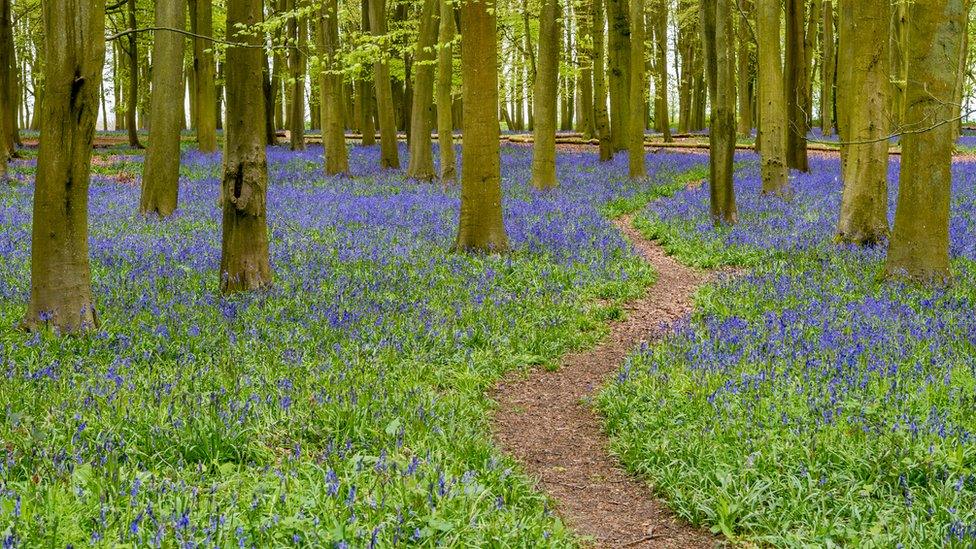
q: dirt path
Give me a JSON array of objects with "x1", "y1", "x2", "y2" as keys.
[{"x1": 492, "y1": 215, "x2": 722, "y2": 548}]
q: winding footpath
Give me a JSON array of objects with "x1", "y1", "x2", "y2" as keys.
[{"x1": 492, "y1": 214, "x2": 722, "y2": 548}]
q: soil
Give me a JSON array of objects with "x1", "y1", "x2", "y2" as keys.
[{"x1": 492, "y1": 215, "x2": 724, "y2": 548}]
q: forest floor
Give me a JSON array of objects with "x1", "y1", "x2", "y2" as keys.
[{"x1": 492, "y1": 213, "x2": 721, "y2": 548}]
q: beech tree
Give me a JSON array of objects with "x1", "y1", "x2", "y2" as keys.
[
  {"x1": 885, "y1": 0, "x2": 966, "y2": 283},
  {"x1": 592, "y1": 0, "x2": 612, "y2": 161},
  {"x1": 531, "y1": 0, "x2": 559, "y2": 190},
  {"x1": 406, "y1": 0, "x2": 438, "y2": 180},
  {"x1": 627, "y1": 0, "x2": 645, "y2": 179},
  {"x1": 701, "y1": 0, "x2": 736, "y2": 224},
  {"x1": 287, "y1": 0, "x2": 306, "y2": 151},
  {"x1": 193, "y1": 0, "x2": 217, "y2": 152},
  {"x1": 368, "y1": 0, "x2": 400, "y2": 169},
  {"x1": 835, "y1": 0, "x2": 889, "y2": 245},
  {"x1": 319, "y1": 0, "x2": 348, "y2": 175},
  {"x1": 784, "y1": 0, "x2": 808, "y2": 172},
  {"x1": 24, "y1": 0, "x2": 105, "y2": 332},
  {"x1": 607, "y1": 0, "x2": 630, "y2": 151},
  {"x1": 756, "y1": 0, "x2": 788, "y2": 195},
  {"x1": 436, "y1": 0, "x2": 456, "y2": 183},
  {"x1": 140, "y1": 0, "x2": 185, "y2": 218},
  {"x1": 220, "y1": 0, "x2": 274, "y2": 293},
  {"x1": 453, "y1": 0, "x2": 508, "y2": 252}
]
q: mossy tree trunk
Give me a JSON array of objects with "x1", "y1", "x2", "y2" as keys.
[
  {"x1": 532, "y1": 0, "x2": 560, "y2": 190},
  {"x1": 736, "y1": 0, "x2": 753, "y2": 138},
  {"x1": 359, "y1": 0, "x2": 377, "y2": 146},
  {"x1": 652, "y1": 0, "x2": 671, "y2": 142},
  {"x1": 220, "y1": 0, "x2": 274, "y2": 294},
  {"x1": 194, "y1": 0, "x2": 217, "y2": 152},
  {"x1": 592, "y1": 0, "x2": 613, "y2": 161},
  {"x1": 702, "y1": 0, "x2": 737, "y2": 224},
  {"x1": 436, "y1": 0, "x2": 456, "y2": 183},
  {"x1": 885, "y1": 0, "x2": 966, "y2": 284},
  {"x1": 820, "y1": 1, "x2": 835, "y2": 134},
  {"x1": 141, "y1": 0, "x2": 185, "y2": 218},
  {"x1": 785, "y1": 0, "x2": 808, "y2": 171},
  {"x1": 836, "y1": 0, "x2": 890, "y2": 245},
  {"x1": 24, "y1": 0, "x2": 105, "y2": 333},
  {"x1": 319, "y1": 0, "x2": 348, "y2": 175},
  {"x1": 0, "y1": 0, "x2": 14, "y2": 158},
  {"x1": 756, "y1": 0, "x2": 788, "y2": 194},
  {"x1": 406, "y1": 0, "x2": 438, "y2": 180},
  {"x1": 607, "y1": 0, "x2": 631, "y2": 151},
  {"x1": 627, "y1": 0, "x2": 645, "y2": 178},
  {"x1": 368, "y1": 0, "x2": 400, "y2": 168},
  {"x1": 453, "y1": 0, "x2": 508, "y2": 253},
  {"x1": 287, "y1": 1, "x2": 306, "y2": 151},
  {"x1": 126, "y1": 0, "x2": 143, "y2": 148}
]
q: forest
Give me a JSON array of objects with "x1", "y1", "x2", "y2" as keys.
[{"x1": 1, "y1": 0, "x2": 976, "y2": 546}]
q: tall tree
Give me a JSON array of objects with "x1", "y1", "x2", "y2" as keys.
[
  {"x1": 319, "y1": 0, "x2": 348, "y2": 175},
  {"x1": 736, "y1": 0, "x2": 753, "y2": 137},
  {"x1": 368, "y1": 0, "x2": 400, "y2": 168},
  {"x1": 532, "y1": 0, "x2": 560, "y2": 190},
  {"x1": 756, "y1": 0, "x2": 788, "y2": 194},
  {"x1": 195, "y1": 0, "x2": 218, "y2": 151},
  {"x1": 0, "y1": 0, "x2": 14, "y2": 158},
  {"x1": 607, "y1": 0, "x2": 631, "y2": 151},
  {"x1": 835, "y1": 0, "x2": 889, "y2": 245},
  {"x1": 820, "y1": 0, "x2": 835, "y2": 134},
  {"x1": 702, "y1": 0, "x2": 737, "y2": 224},
  {"x1": 652, "y1": 0, "x2": 671, "y2": 142},
  {"x1": 360, "y1": 0, "x2": 377, "y2": 146},
  {"x1": 24, "y1": 0, "x2": 105, "y2": 332},
  {"x1": 888, "y1": 0, "x2": 907, "y2": 132},
  {"x1": 592, "y1": 0, "x2": 613, "y2": 161},
  {"x1": 885, "y1": 0, "x2": 966, "y2": 283},
  {"x1": 453, "y1": 0, "x2": 508, "y2": 252},
  {"x1": 287, "y1": 0, "x2": 306, "y2": 151},
  {"x1": 406, "y1": 0, "x2": 439, "y2": 180},
  {"x1": 784, "y1": 0, "x2": 808, "y2": 171},
  {"x1": 141, "y1": 1, "x2": 186, "y2": 217},
  {"x1": 125, "y1": 0, "x2": 143, "y2": 148},
  {"x1": 628, "y1": 0, "x2": 645, "y2": 178},
  {"x1": 436, "y1": 0, "x2": 456, "y2": 182},
  {"x1": 220, "y1": 0, "x2": 274, "y2": 293}
]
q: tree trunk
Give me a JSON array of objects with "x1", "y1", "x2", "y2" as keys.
[
  {"x1": 532, "y1": 0, "x2": 560, "y2": 190},
  {"x1": 885, "y1": 0, "x2": 965, "y2": 284},
  {"x1": 736, "y1": 0, "x2": 753, "y2": 137},
  {"x1": 141, "y1": 0, "x2": 185, "y2": 217},
  {"x1": 757, "y1": 0, "x2": 788, "y2": 194},
  {"x1": 702, "y1": 0, "x2": 737, "y2": 224},
  {"x1": 820, "y1": 1, "x2": 835, "y2": 134},
  {"x1": 523, "y1": 1, "x2": 536, "y2": 131},
  {"x1": 836, "y1": 0, "x2": 853, "y2": 172},
  {"x1": 627, "y1": 0, "x2": 645, "y2": 178},
  {"x1": 360, "y1": 0, "x2": 377, "y2": 146},
  {"x1": 437, "y1": 0, "x2": 456, "y2": 183},
  {"x1": 193, "y1": 0, "x2": 218, "y2": 151},
  {"x1": 577, "y1": 0, "x2": 595, "y2": 138},
  {"x1": 319, "y1": 0, "x2": 348, "y2": 175},
  {"x1": 221, "y1": 0, "x2": 274, "y2": 294},
  {"x1": 453, "y1": 0, "x2": 508, "y2": 252},
  {"x1": 785, "y1": 0, "x2": 808, "y2": 171},
  {"x1": 593, "y1": 0, "x2": 613, "y2": 160},
  {"x1": 24, "y1": 0, "x2": 105, "y2": 333},
  {"x1": 607, "y1": 0, "x2": 631, "y2": 151},
  {"x1": 652, "y1": 0, "x2": 671, "y2": 142},
  {"x1": 0, "y1": 0, "x2": 15, "y2": 155},
  {"x1": 271, "y1": 0, "x2": 286, "y2": 130},
  {"x1": 836, "y1": 0, "x2": 889, "y2": 245},
  {"x1": 288, "y1": 4, "x2": 306, "y2": 150},
  {"x1": 126, "y1": 0, "x2": 143, "y2": 148},
  {"x1": 368, "y1": 0, "x2": 400, "y2": 168},
  {"x1": 406, "y1": 0, "x2": 438, "y2": 180}
]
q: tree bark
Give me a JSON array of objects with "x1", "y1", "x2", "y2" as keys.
[
  {"x1": 24, "y1": 0, "x2": 105, "y2": 333},
  {"x1": 0, "y1": 0, "x2": 15, "y2": 156},
  {"x1": 836, "y1": 0, "x2": 889, "y2": 245},
  {"x1": 141, "y1": 0, "x2": 185, "y2": 217},
  {"x1": 406, "y1": 0, "x2": 438, "y2": 180},
  {"x1": 368, "y1": 0, "x2": 400, "y2": 168},
  {"x1": 126, "y1": 0, "x2": 143, "y2": 148},
  {"x1": 736, "y1": 0, "x2": 753, "y2": 137},
  {"x1": 436, "y1": 0, "x2": 456, "y2": 182},
  {"x1": 319, "y1": 0, "x2": 348, "y2": 175},
  {"x1": 756, "y1": 0, "x2": 788, "y2": 194},
  {"x1": 607, "y1": 0, "x2": 631, "y2": 151},
  {"x1": 820, "y1": 0, "x2": 835, "y2": 134},
  {"x1": 652, "y1": 0, "x2": 671, "y2": 142},
  {"x1": 288, "y1": 1, "x2": 306, "y2": 150},
  {"x1": 532, "y1": 0, "x2": 560, "y2": 189},
  {"x1": 577, "y1": 0, "x2": 595, "y2": 138},
  {"x1": 784, "y1": 0, "x2": 808, "y2": 171},
  {"x1": 702, "y1": 0, "x2": 737, "y2": 224},
  {"x1": 221, "y1": 0, "x2": 274, "y2": 294},
  {"x1": 453, "y1": 0, "x2": 508, "y2": 252},
  {"x1": 627, "y1": 0, "x2": 646, "y2": 178},
  {"x1": 193, "y1": 0, "x2": 218, "y2": 151},
  {"x1": 593, "y1": 0, "x2": 613, "y2": 161},
  {"x1": 885, "y1": 0, "x2": 965, "y2": 284}
]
